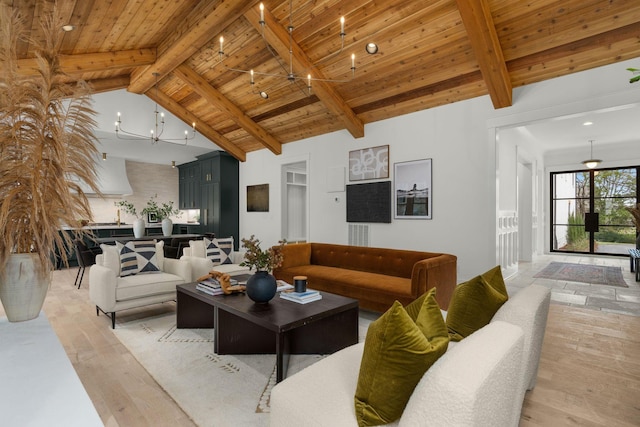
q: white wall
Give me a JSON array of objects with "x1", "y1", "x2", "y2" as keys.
[{"x1": 240, "y1": 57, "x2": 640, "y2": 282}]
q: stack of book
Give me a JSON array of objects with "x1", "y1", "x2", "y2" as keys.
[
  {"x1": 280, "y1": 289, "x2": 322, "y2": 304},
  {"x1": 196, "y1": 277, "x2": 237, "y2": 296}
]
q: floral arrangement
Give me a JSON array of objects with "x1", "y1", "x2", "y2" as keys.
[
  {"x1": 240, "y1": 235, "x2": 286, "y2": 272},
  {"x1": 141, "y1": 194, "x2": 181, "y2": 220}
]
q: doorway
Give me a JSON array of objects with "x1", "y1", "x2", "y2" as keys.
[
  {"x1": 550, "y1": 166, "x2": 638, "y2": 255},
  {"x1": 281, "y1": 161, "x2": 308, "y2": 242}
]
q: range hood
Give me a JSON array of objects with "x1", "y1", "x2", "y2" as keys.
[{"x1": 80, "y1": 156, "x2": 133, "y2": 196}]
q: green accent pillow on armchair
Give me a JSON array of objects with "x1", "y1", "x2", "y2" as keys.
[
  {"x1": 445, "y1": 265, "x2": 508, "y2": 342},
  {"x1": 354, "y1": 289, "x2": 449, "y2": 426}
]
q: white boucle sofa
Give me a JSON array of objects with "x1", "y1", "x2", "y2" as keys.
[
  {"x1": 270, "y1": 284, "x2": 551, "y2": 427},
  {"x1": 180, "y1": 239, "x2": 250, "y2": 279},
  {"x1": 89, "y1": 241, "x2": 191, "y2": 329}
]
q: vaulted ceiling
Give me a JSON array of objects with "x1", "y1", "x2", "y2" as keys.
[{"x1": 7, "y1": 0, "x2": 640, "y2": 161}]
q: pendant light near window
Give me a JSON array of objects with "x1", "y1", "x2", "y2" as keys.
[{"x1": 582, "y1": 140, "x2": 601, "y2": 169}]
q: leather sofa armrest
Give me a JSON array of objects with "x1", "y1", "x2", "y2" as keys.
[
  {"x1": 89, "y1": 264, "x2": 118, "y2": 312},
  {"x1": 163, "y1": 258, "x2": 191, "y2": 283},
  {"x1": 411, "y1": 254, "x2": 457, "y2": 309}
]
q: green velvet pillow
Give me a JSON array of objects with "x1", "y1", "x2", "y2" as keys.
[
  {"x1": 354, "y1": 289, "x2": 449, "y2": 426},
  {"x1": 404, "y1": 290, "x2": 428, "y2": 323},
  {"x1": 445, "y1": 265, "x2": 508, "y2": 342}
]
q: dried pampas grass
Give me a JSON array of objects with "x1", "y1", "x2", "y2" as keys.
[{"x1": 0, "y1": 6, "x2": 101, "y2": 277}]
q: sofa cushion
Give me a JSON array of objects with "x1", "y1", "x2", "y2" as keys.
[
  {"x1": 446, "y1": 265, "x2": 508, "y2": 342},
  {"x1": 354, "y1": 289, "x2": 448, "y2": 426},
  {"x1": 278, "y1": 265, "x2": 414, "y2": 299},
  {"x1": 279, "y1": 243, "x2": 312, "y2": 268},
  {"x1": 116, "y1": 240, "x2": 160, "y2": 276},
  {"x1": 204, "y1": 237, "x2": 233, "y2": 265},
  {"x1": 115, "y1": 272, "x2": 183, "y2": 301}
]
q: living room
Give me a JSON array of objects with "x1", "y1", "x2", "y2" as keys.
[{"x1": 1, "y1": 1, "x2": 640, "y2": 426}]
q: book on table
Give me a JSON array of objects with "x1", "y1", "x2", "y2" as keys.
[
  {"x1": 196, "y1": 282, "x2": 224, "y2": 295},
  {"x1": 276, "y1": 280, "x2": 294, "y2": 292},
  {"x1": 279, "y1": 289, "x2": 322, "y2": 304}
]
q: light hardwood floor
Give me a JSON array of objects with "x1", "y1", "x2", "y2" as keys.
[{"x1": 2, "y1": 264, "x2": 639, "y2": 426}]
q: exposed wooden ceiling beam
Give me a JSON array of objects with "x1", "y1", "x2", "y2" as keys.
[
  {"x1": 128, "y1": 0, "x2": 256, "y2": 95},
  {"x1": 244, "y1": 6, "x2": 364, "y2": 139},
  {"x1": 173, "y1": 64, "x2": 282, "y2": 155},
  {"x1": 146, "y1": 87, "x2": 247, "y2": 162},
  {"x1": 88, "y1": 75, "x2": 131, "y2": 94},
  {"x1": 455, "y1": 0, "x2": 512, "y2": 108},
  {"x1": 16, "y1": 49, "x2": 156, "y2": 76}
]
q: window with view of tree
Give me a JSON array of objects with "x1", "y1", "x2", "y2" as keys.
[{"x1": 551, "y1": 167, "x2": 638, "y2": 255}]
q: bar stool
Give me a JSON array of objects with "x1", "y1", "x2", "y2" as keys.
[{"x1": 74, "y1": 240, "x2": 101, "y2": 289}]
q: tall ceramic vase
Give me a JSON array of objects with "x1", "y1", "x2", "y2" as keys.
[
  {"x1": 0, "y1": 254, "x2": 49, "y2": 322},
  {"x1": 246, "y1": 271, "x2": 277, "y2": 303},
  {"x1": 133, "y1": 218, "x2": 145, "y2": 238},
  {"x1": 162, "y1": 218, "x2": 173, "y2": 237}
]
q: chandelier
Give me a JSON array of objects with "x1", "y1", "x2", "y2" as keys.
[
  {"x1": 216, "y1": 1, "x2": 356, "y2": 98},
  {"x1": 115, "y1": 73, "x2": 196, "y2": 144}
]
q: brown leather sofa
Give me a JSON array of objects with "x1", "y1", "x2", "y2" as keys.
[{"x1": 273, "y1": 243, "x2": 457, "y2": 312}]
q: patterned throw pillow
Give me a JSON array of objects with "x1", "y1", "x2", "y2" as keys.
[
  {"x1": 116, "y1": 240, "x2": 160, "y2": 277},
  {"x1": 204, "y1": 237, "x2": 234, "y2": 266}
]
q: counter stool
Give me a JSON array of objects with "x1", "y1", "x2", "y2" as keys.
[{"x1": 74, "y1": 240, "x2": 101, "y2": 289}]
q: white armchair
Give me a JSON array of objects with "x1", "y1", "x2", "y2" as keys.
[
  {"x1": 89, "y1": 241, "x2": 191, "y2": 328},
  {"x1": 180, "y1": 238, "x2": 250, "y2": 279}
]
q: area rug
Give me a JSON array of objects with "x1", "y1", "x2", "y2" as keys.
[
  {"x1": 113, "y1": 312, "x2": 373, "y2": 427},
  {"x1": 533, "y1": 262, "x2": 628, "y2": 287}
]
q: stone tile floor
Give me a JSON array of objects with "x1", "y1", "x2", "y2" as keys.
[{"x1": 505, "y1": 253, "x2": 640, "y2": 317}]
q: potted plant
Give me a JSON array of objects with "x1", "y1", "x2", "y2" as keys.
[
  {"x1": 115, "y1": 200, "x2": 146, "y2": 238},
  {"x1": 625, "y1": 203, "x2": 640, "y2": 249},
  {"x1": 239, "y1": 235, "x2": 286, "y2": 303},
  {"x1": 0, "y1": 8, "x2": 101, "y2": 321},
  {"x1": 141, "y1": 194, "x2": 181, "y2": 237}
]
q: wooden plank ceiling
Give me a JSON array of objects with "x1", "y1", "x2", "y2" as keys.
[{"x1": 6, "y1": 0, "x2": 640, "y2": 161}]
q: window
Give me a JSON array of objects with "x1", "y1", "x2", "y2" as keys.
[{"x1": 550, "y1": 166, "x2": 638, "y2": 255}]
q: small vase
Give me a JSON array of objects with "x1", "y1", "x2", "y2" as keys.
[
  {"x1": 162, "y1": 218, "x2": 173, "y2": 237},
  {"x1": 133, "y1": 218, "x2": 145, "y2": 238},
  {"x1": 246, "y1": 271, "x2": 277, "y2": 303},
  {"x1": 0, "y1": 254, "x2": 49, "y2": 322}
]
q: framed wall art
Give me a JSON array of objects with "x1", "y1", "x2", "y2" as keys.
[
  {"x1": 247, "y1": 184, "x2": 269, "y2": 212},
  {"x1": 394, "y1": 159, "x2": 432, "y2": 219},
  {"x1": 348, "y1": 145, "x2": 389, "y2": 181}
]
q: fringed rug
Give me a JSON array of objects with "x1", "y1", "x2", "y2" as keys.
[
  {"x1": 113, "y1": 312, "x2": 372, "y2": 427},
  {"x1": 533, "y1": 262, "x2": 628, "y2": 287}
]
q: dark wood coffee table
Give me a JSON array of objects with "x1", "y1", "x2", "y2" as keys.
[{"x1": 176, "y1": 282, "x2": 359, "y2": 382}]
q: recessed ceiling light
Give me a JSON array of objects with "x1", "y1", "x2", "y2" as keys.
[
  {"x1": 365, "y1": 42, "x2": 378, "y2": 55},
  {"x1": 61, "y1": 24, "x2": 75, "y2": 32},
  {"x1": 260, "y1": 91, "x2": 269, "y2": 99},
  {"x1": 583, "y1": 121, "x2": 593, "y2": 126}
]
